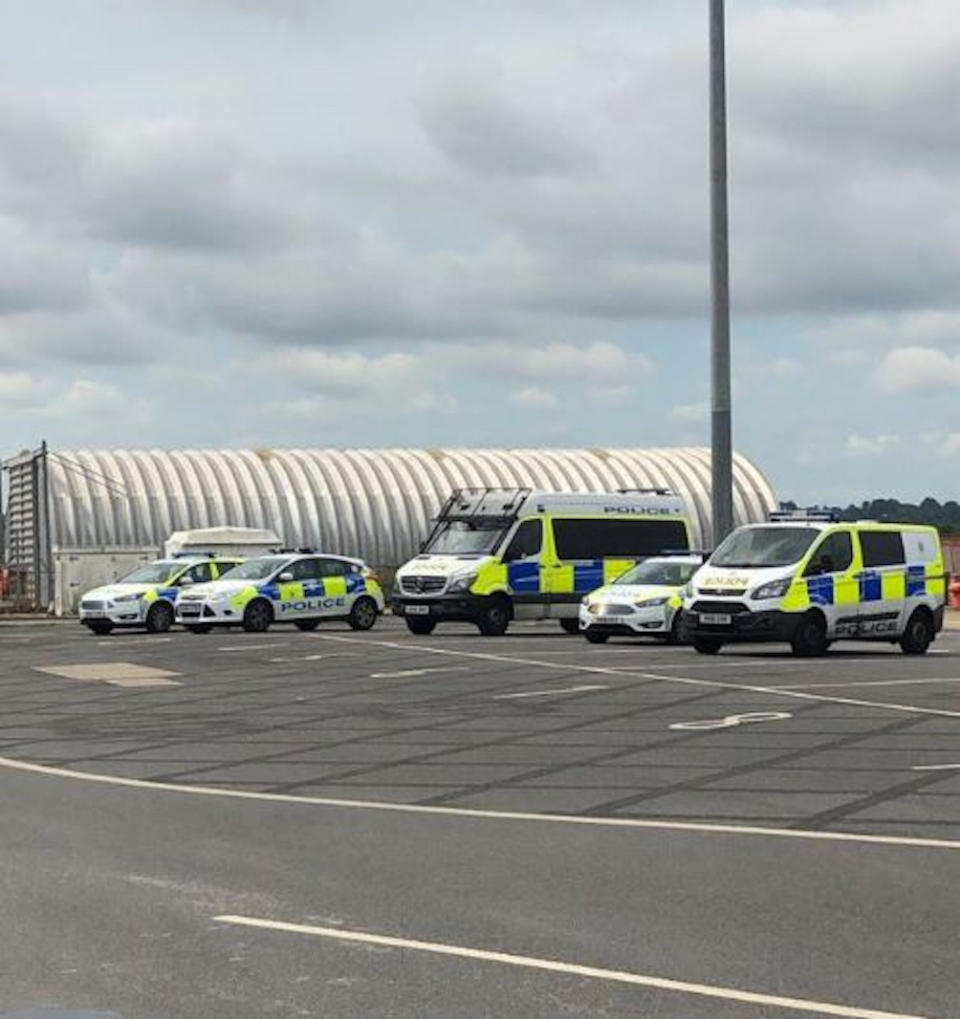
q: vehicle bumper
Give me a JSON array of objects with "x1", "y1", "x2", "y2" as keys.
[
  {"x1": 79, "y1": 605, "x2": 146, "y2": 627},
  {"x1": 684, "y1": 607, "x2": 798, "y2": 643},
  {"x1": 391, "y1": 594, "x2": 490, "y2": 622},
  {"x1": 176, "y1": 602, "x2": 236, "y2": 626},
  {"x1": 578, "y1": 605, "x2": 670, "y2": 636}
]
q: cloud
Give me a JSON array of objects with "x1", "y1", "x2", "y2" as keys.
[
  {"x1": 509, "y1": 386, "x2": 559, "y2": 409},
  {"x1": 845, "y1": 433, "x2": 901, "y2": 458},
  {"x1": 875, "y1": 346, "x2": 960, "y2": 392},
  {"x1": 754, "y1": 357, "x2": 804, "y2": 380},
  {"x1": 671, "y1": 401, "x2": 708, "y2": 425},
  {"x1": 0, "y1": 370, "x2": 37, "y2": 404}
]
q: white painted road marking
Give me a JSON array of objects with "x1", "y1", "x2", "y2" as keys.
[
  {"x1": 33, "y1": 663, "x2": 181, "y2": 688},
  {"x1": 218, "y1": 644, "x2": 285, "y2": 652},
  {"x1": 911, "y1": 764, "x2": 960, "y2": 772},
  {"x1": 370, "y1": 666, "x2": 468, "y2": 679},
  {"x1": 494, "y1": 684, "x2": 608, "y2": 700},
  {"x1": 2, "y1": 753, "x2": 960, "y2": 851},
  {"x1": 670, "y1": 711, "x2": 793, "y2": 731},
  {"x1": 214, "y1": 915, "x2": 931, "y2": 1019},
  {"x1": 780, "y1": 678, "x2": 960, "y2": 690}
]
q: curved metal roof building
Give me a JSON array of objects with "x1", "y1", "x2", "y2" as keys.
[{"x1": 44, "y1": 447, "x2": 777, "y2": 564}]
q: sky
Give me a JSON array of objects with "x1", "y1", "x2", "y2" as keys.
[{"x1": 1, "y1": 0, "x2": 959, "y2": 505}]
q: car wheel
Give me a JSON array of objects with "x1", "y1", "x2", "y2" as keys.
[
  {"x1": 790, "y1": 611, "x2": 829, "y2": 657},
  {"x1": 691, "y1": 636, "x2": 724, "y2": 655},
  {"x1": 666, "y1": 611, "x2": 687, "y2": 646},
  {"x1": 559, "y1": 618, "x2": 580, "y2": 635},
  {"x1": 405, "y1": 617, "x2": 436, "y2": 635},
  {"x1": 349, "y1": 596, "x2": 378, "y2": 631},
  {"x1": 145, "y1": 601, "x2": 174, "y2": 634},
  {"x1": 242, "y1": 599, "x2": 273, "y2": 633},
  {"x1": 295, "y1": 619, "x2": 321, "y2": 632},
  {"x1": 88, "y1": 622, "x2": 113, "y2": 636},
  {"x1": 584, "y1": 630, "x2": 609, "y2": 644},
  {"x1": 900, "y1": 608, "x2": 933, "y2": 655},
  {"x1": 477, "y1": 597, "x2": 510, "y2": 636}
]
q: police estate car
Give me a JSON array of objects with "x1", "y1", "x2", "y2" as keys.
[
  {"x1": 175, "y1": 551, "x2": 385, "y2": 633},
  {"x1": 79, "y1": 555, "x2": 242, "y2": 635}
]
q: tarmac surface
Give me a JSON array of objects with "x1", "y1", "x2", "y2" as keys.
[{"x1": 1, "y1": 616, "x2": 959, "y2": 1018}]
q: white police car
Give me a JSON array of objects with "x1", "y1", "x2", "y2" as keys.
[
  {"x1": 175, "y1": 550, "x2": 385, "y2": 633},
  {"x1": 579, "y1": 554, "x2": 703, "y2": 644},
  {"x1": 79, "y1": 556, "x2": 242, "y2": 635}
]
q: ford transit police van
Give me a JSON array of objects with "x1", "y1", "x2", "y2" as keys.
[
  {"x1": 392, "y1": 487, "x2": 693, "y2": 636},
  {"x1": 683, "y1": 511, "x2": 948, "y2": 656}
]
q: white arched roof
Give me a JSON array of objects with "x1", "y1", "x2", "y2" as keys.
[{"x1": 46, "y1": 447, "x2": 778, "y2": 563}]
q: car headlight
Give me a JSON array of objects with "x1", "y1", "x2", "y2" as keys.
[
  {"x1": 586, "y1": 602, "x2": 601, "y2": 615},
  {"x1": 114, "y1": 592, "x2": 144, "y2": 603},
  {"x1": 750, "y1": 577, "x2": 792, "y2": 601},
  {"x1": 634, "y1": 596, "x2": 669, "y2": 609},
  {"x1": 448, "y1": 572, "x2": 477, "y2": 593}
]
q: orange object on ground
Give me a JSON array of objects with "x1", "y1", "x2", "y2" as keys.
[{"x1": 949, "y1": 579, "x2": 960, "y2": 610}]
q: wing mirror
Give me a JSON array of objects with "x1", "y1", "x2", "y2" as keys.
[{"x1": 179, "y1": 577, "x2": 195, "y2": 587}]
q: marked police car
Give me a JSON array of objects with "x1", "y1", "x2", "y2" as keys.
[
  {"x1": 683, "y1": 511, "x2": 948, "y2": 656},
  {"x1": 78, "y1": 555, "x2": 243, "y2": 635},
  {"x1": 175, "y1": 550, "x2": 385, "y2": 633},
  {"x1": 578, "y1": 553, "x2": 703, "y2": 644}
]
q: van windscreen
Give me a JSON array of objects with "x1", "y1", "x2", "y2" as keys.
[{"x1": 552, "y1": 519, "x2": 688, "y2": 560}]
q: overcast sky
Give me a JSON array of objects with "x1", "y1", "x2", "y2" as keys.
[{"x1": 2, "y1": 0, "x2": 959, "y2": 504}]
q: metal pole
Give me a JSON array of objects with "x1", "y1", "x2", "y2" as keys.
[{"x1": 709, "y1": 0, "x2": 733, "y2": 546}]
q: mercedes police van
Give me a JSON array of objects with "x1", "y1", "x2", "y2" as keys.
[
  {"x1": 79, "y1": 555, "x2": 243, "y2": 635},
  {"x1": 683, "y1": 511, "x2": 948, "y2": 656},
  {"x1": 578, "y1": 552, "x2": 704, "y2": 644},
  {"x1": 175, "y1": 550, "x2": 385, "y2": 633},
  {"x1": 392, "y1": 487, "x2": 693, "y2": 636}
]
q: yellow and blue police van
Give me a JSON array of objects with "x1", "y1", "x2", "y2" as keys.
[
  {"x1": 79, "y1": 554, "x2": 243, "y2": 635},
  {"x1": 392, "y1": 487, "x2": 693, "y2": 636},
  {"x1": 578, "y1": 552, "x2": 704, "y2": 644},
  {"x1": 175, "y1": 550, "x2": 385, "y2": 633},
  {"x1": 683, "y1": 511, "x2": 948, "y2": 656}
]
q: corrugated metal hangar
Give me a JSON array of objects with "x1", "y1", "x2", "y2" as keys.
[{"x1": 2, "y1": 446, "x2": 778, "y2": 612}]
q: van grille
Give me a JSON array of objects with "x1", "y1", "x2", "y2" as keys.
[
  {"x1": 401, "y1": 575, "x2": 446, "y2": 595},
  {"x1": 692, "y1": 600, "x2": 750, "y2": 615}
]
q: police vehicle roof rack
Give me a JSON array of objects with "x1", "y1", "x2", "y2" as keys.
[
  {"x1": 769, "y1": 508, "x2": 839, "y2": 523},
  {"x1": 270, "y1": 546, "x2": 318, "y2": 554},
  {"x1": 617, "y1": 487, "x2": 677, "y2": 497},
  {"x1": 659, "y1": 548, "x2": 709, "y2": 559},
  {"x1": 172, "y1": 551, "x2": 217, "y2": 559},
  {"x1": 420, "y1": 487, "x2": 532, "y2": 552}
]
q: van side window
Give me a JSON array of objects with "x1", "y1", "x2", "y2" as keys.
[
  {"x1": 552, "y1": 519, "x2": 688, "y2": 560},
  {"x1": 859, "y1": 531, "x2": 905, "y2": 568},
  {"x1": 503, "y1": 520, "x2": 543, "y2": 562},
  {"x1": 803, "y1": 531, "x2": 853, "y2": 576}
]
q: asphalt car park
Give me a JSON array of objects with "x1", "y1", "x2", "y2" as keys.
[{"x1": 2, "y1": 618, "x2": 960, "y2": 1018}]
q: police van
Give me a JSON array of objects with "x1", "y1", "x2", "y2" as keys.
[
  {"x1": 79, "y1": 554, "x2": 243, "y2": 635},
  {"x1": 392, "y1": 487, "x2": 693, "y2": 636},
  {"x1": 174, "y1": 550, "x2": 385, "y2": 633},
  {"x1": 683, "y1": 511, "x2": 948, "y2": 656}
]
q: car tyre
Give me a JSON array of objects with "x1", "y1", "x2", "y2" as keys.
[
  {"x1": 790, "y1": 611, "x2": 829, "y2": 657},
  {"x1": 691, "y1": 636, "x2": 724, "y2": 655},
  {"x1": 145, "y1": 601, "x2": 174, "y2": 634},
  {"x1": 348, "y1": 596, "x2": 378, "y2": 631},
  {"x1": 477, "y1": 597, "x2": 510, "y2": 636},
  {"x1": 295, "y1": 619, "x2": 321, "y2": 632},
  {"x1": 900, "y1": 608, "x2": 934, "y2": 655},
  {"x1": 559, "y1": 618, "x2": 580, "y2": 635},
  {"x1": 405, "y1": 617, "x2": 436, "y2": 635},
  {"x1": 88, "y1": 622, "x2": 113, "y2": 636},
  {"x1": 242, "y1": 599, "x2": 273, "y2": 633},
  {"x1": 666, "y1": 611, "x2": 687, "y2": 646},
  {"x1": 584, "y1": 630, "x2": 609, "y2": 644}
]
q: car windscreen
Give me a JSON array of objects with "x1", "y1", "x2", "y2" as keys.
[
  {"x1": 218, "y1": 557, "x2": 290, "y2": 581},
  {"x1": 710, "y1": 527, "x2": 819, "y2": 569},
  {"x1": 119, "y1": 562, "x2": 180, "y2": 584},
  {"x1": 423, "y1": 521, "x2": 506, "y2": 555},
  {"x1": 615, "y1": 560, "x2": 700, "y2": 586}
]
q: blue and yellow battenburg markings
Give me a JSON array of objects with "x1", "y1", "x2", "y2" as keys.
[
  {"x1": 802, "y1": 564, "x2": 935, "y2": 606},
  {"x1": 498, "y1": 559, "x2": 635, "y2": 596}
]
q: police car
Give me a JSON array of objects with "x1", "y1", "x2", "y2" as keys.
[
  {"x1": 579, "y1": 553, "x2": 703, "y2": 644},
  {"x1": 683, "y1": 511, "x2": 948, "y2": 656},
  {"x1": 175, "y1": 550, "x2": 385, "y2": 633},
  {"x1": 78, "y1": 555, "x2": 243, "y2": 635}
]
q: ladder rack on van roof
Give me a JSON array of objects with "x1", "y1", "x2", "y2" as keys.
[
  {"x1": 617, "y1": 487, "x2": 677, "y2": 497},
  {"x1": 435, "y1": 487, "x2": 533, "y2": 523}
]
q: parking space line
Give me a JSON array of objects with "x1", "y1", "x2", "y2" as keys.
[
  {"x1": 213, "y1": 914, "x2": 931, "y2": 1018},
  {"x1": 779, "y1": 678, "x2": 960, "y2": 690},
  {"x1": 370, "y1": 667, "x2": 469, "y2": 679},
  {"x1": 3, "y1": 752, "x2": 960, "y2": 851},
  {"x1": 494, "y1": 685, "x2": 608, "y2": 700}
]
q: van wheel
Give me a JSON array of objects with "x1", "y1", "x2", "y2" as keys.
[
  {"x1": 243, "y1": 599, "x2": 273, "y2": 633},
  {"x1": 691, "y1": 636, "x2": 723, "y2": 655},
  {"x1": 900, "y1": 609, "x2": 933, "y2": 655},
  {"x1": 791, "y1": 611, "x2": 828, "y2": 657},
  {"x1": 349, "y1": 596, "x2": 378, "y2": 631},
  {"x1": 295, "y1": 620, "x2": 320, "y2": 631},
  {"x1": 584, "y1": 630, "x2": 609, "y2": 644},
  {"x1": 559, "y1": 618, "x2": 580, "y2": 635},
  {"x1": 477, "y1": 597, "x2": 510, "y2": 636},
  {"x1": 145, "y1": 601, "x2": 174, "y2": 634},
  {"x1": 405, "y1": 617, "x2": 436, "y2": 635},
  {"x1": 88, "y1": 622, "x2": 113, "y2": 636}
]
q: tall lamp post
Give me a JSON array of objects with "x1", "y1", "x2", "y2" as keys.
[{"x1": 709, "y1": 0, "x2": 733, "y2": 546}]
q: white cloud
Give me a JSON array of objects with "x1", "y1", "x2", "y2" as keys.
[
  {"x1": 755, "y1": 357, "x2": 804, "y2": 379},
  {"x1": 670, "y1": 401, "x2": 708, "y2": 425},
  {"x1": 845, "y1": 433, "x2": 901, "y2": 458},
  {"x1": 0, "y1": 370, "x2": 36, "y2": 403},
  {"x1": 509, "y1": 386, "x2": 559, "y2": 410},
  {"x1": 875, "y1": 346, "x2": 960, "y2": 393},
  {"x1": 588, "y1": 384, "x2": 631, "y2": 406},
  {"x1": 943, "y1": 434, "x2": 960, "y2": 457}
]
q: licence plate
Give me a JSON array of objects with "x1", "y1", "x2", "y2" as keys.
[
  {"x1": 405, "y1": 604, "x2": 430, "y2": 615},
  {"x1": 179, "y1": 604, "x2": 202, "y2": 616},
  {"x1": 700, "y1": 612, "x2": 732, "y2": 626},
  {"x1": 601, "y1": 615, "x2": 628, "y2": 625},
  {"x1": 84, "y1": 610, "x2": 108, "y2": 619}
]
